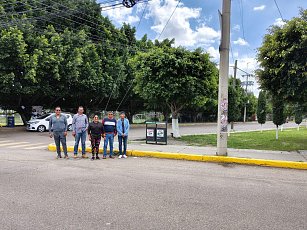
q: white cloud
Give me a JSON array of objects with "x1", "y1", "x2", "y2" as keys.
[
  {"x1": 146, "y1": 0, "x2": 220, "y2": 47},
  {"x1": 233, "y1": 24, "x2": 240, "y2": 32},
  {"x1": 273, "y1": 18, "x2": 286, "y2": 27},
  {"x1": 101, "y1": 2, "x2": 139, "y2": 25},
  {"x1": 233, "y1": 37, "x2": 249, "y2": 46},
  {"x1": 253, "y1": 5, "x2": 266, "y2": 11},
  {"x1": 207, "y1": 46, "x2": 219, "y2": 61}
]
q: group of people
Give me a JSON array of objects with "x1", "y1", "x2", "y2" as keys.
[{"x1": 48, "y1": 106, "x2": 130, "y2": 160}]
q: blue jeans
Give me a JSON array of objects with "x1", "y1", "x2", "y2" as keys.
[
  {"x1": 74, "y1": 131, "x2": 86, "y2": 155},
  {"x1": 118, "y1": 135, "x2": 128, "y2": 155},
  {"x1": 103, "y1": 133, "x2": 114, "y2": 157}
]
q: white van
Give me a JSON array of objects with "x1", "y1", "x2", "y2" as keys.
[{"x1": 27, "y1": 113, "x2": 73, "y2": 132}]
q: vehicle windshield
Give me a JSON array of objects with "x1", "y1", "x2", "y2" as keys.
[{"x1": 36, "y1": 114, "x2": 50, "y2": 119}]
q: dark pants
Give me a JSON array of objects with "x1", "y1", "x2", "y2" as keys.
[
  {"x1": 118, "y1": 135, "x2": 128, "y2": 156},
  {"x1": 53, "y1": 132, "x2": 67, "y2": 157},
  {"x1": 91, "y1": 136, "x2": 101, "y2": 156}
]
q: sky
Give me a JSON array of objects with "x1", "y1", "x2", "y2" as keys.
[{"x1": 99, "y1": 0, "x2": 307, "y2": 96}]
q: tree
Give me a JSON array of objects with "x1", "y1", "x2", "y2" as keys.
[
  {"x1": 257, "y1": 90, "x2": 267, "y2": 131},
  {"x1": 294, "y1": 104, "x2": 303, "y2": 130},
  {"x1": 228, "y1": 86, "x2": 240, "y2": 131},
  {"x1": 0, "y1": 0, "x2": 129, "y2": 123},
  {"x1": 257, "y1": 9, "x2": 307, "y2": 103},
  {"x1": 272, "y1": 96, "x2": 286, "y2": 140},
  {"x1": 130, "y1": 46, "x2": 218, "y2": 137}
]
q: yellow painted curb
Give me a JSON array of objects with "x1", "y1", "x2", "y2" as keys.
[{"x1": 47, "y1": 144, "x2": 307, "y2": 170}]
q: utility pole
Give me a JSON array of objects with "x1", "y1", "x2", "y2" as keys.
[
  {"x1": 230, "y1": 59, "x2": 237, "y2": 131},
  {"x1": 233, "y1": 59, "x2": 237, "y2": 87},
  {"x1": 217, "y1": 0, "x2": 231, "y2": 156},
  {"x1": 241, "y1": 74, "x2": 254, "y2": 122}
]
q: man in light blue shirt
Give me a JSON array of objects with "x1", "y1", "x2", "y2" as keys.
[
  {"x1": 72, "y1": 106, "x2": 89, "y2": 158},
  {"x1": 116, "y1": 111, "x2": 130, "y2": 158}
]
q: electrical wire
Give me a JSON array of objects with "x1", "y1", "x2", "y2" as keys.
[
  {"x1": 136, "y1": 0, "x2": 148, "y2": 30},
  {"x1": 157, "y1": 0, "x2": 181, "y2": 40},
  {"x1": 273, "y1": 0, "x2": 284, "y2": 21}
]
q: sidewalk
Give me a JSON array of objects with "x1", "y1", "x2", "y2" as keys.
[{"x1": 48, "y1": 140, "x2": 307, "y2": 170}]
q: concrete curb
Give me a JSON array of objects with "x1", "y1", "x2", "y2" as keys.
[{"x1": 48, "y1": 144, "x2": 307, "y2": 170}]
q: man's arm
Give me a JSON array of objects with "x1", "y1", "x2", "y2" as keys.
[
  {"x1": 85, "y1": 115, "x2": 89, "y2": 130},
  {"x1": 114, "y1": 119, "x2": 117, "y2": 136},
  {"x1": 49, "y1": 116, "x2": 53, "y2": 136},
  {"x1": 63, "y1": 116, "x2": 68, "y2": 132},
  {"x1": 72, "y1": 115, "x2": 76, "y2": 133},
  {"x1": 101, "y1": 119, "x2": 105, "y2": 137}
]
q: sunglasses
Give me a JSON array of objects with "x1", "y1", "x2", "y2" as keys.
[{"x1": 56, "y1": 109, "x2": 61, "y2": 111}]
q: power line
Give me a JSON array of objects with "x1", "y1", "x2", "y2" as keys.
[
  {"x1": 136, "y1": 0, "x2": 148, "y2": 30},
  {"x1": 157, "y1": 0, "x2": 181, "y2": 40},
  {"x1": 238, "y1": 0, "x2": 245, "y2": 40},
  {"x1": 273, "y1": 0, "x2": 284, "y2": 21},
  {"x1": 116, "y1": 80, "x2": 134, "y2": 111}
]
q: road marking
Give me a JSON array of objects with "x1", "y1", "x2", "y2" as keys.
[
  {"x1": 0, "y1": 140, "x2": 11, "y2": 144},
  {"x1": 7, "y1": 143, "x2": 45, "y2": 149},
  {"x1": 0, "y1": 142, "x2": 28, "y2": 147},
  {"x1": 24, "y1": 146, "x2": 47, "y2": 150}
]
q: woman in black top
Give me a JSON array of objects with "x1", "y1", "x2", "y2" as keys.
[{"x1": 88, "y1": 115, "x2": 104, "y2": 160}]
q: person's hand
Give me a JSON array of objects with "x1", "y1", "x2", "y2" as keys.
[
  {"x1": 72, "y1": 131, "x2": 76, "y2": 137},
  {"x1": 89, "y1": 136, "x2": 91, "y2": 141},
  {"x1": 122, "y1": 134, "x2": 125, "y2": 137},
  {"x1": 64, "y1": 132, "x2": 67, "y2": 137},
  {"x1": 49, "y1": 133, "x2": 53, "y2": 138}
]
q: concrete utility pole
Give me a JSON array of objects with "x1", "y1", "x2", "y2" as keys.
[
  {"x1": 233, "y1": 60, "x2": 237, "y2": 87},
  {"x1": 242, "y1": 74, "x2": 253, "y2": 122},
  {"x1": 230, "y1": 59, "x2": 237, "y2": 131},
  {"x1": 217, "y1": 0, "x2": 231, "y2": 156}
]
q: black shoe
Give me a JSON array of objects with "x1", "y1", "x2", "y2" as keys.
[
  {"x1": 96, "y1": 156, "x2": 100, "y2": 160},
  {"x1": 109, "y1": 155, "x2": 114, "y2": 159},
  {"x1": 57, "y1": 155, "x2": 62, "y2": 159},
  {"x1": 91, "y1": 156, "x2": 95, "y2": 160}
]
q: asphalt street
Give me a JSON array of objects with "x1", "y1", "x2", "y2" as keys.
[{"x1": 0, "y1": 142, "x2": 307, "y2": 229}]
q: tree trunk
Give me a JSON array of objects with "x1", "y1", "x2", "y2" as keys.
[
  {"x1": 171, "y1": 112, "x2": 180, "y2": 138},
  {"x1": 276, "y1": 126, "x2": 279, "y2": 140},
  {"x1": 16, "y1": 106, "x2": 31, "y2": 126},
  {"x1": 261, "y1": 124, "x2": 263, "y2": 133},
  {"x1": 297, "y1": 124, "x2": 300, "y2": 131},
  {"x1": 280, "y1": 124, "x2": 283, "y2": 132}
]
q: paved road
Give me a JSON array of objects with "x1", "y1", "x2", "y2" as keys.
[{"x1": 0, "y1": 146, "x2": 307, "y2": 229}]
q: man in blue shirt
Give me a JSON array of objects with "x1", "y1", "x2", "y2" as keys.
[
  {"x1": 49, "y1": 106, "x2": 68, "y2": 159},
  {"x1": 116, "y1": 111, "x2": 130, "y2": 158},
  {"x1": 102, "y1": 111, "x2": 117, "y2": 159},
  {"x1": 72, "y1": 106, "x2": 89, "y2": 158}
]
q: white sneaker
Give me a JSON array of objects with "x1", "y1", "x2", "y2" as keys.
[
  {"x1": 123, "y1": 155, "x2": 127, "y2": 159},
  {"x1": 118, "y1": 155, "x2": 123, "y2": 159}
]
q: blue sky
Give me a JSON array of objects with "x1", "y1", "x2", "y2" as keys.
[{"x1": 100, "y1": 0, "x2": 306, "y2": 95}]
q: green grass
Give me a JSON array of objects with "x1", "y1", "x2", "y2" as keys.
[
  {"x1": 0, "y1": 114, "x2": 24, "y2": 126},
  {"x1": 180, "y1": 127, "x2": 307, "y2": 151}
]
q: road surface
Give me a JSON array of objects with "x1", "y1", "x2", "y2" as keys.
[{"x1": 0, "y1": 140, "x2": 306, "y2": 229}]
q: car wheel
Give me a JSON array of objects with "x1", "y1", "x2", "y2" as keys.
[
  {"x1": 37, "y1": 125, "x2": 46, "y2": 132},
  {"x1": 68, "y1": 124, "x2": 72, "y2": 131}
]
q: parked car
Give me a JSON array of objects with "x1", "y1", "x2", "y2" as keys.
[{"x1": 27, "y1": 113, "x2": 73, "y2": 132}]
